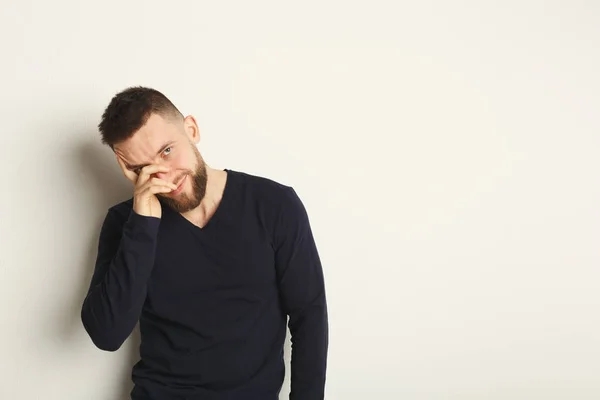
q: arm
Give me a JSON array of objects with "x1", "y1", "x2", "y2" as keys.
[
  {"x1": 274, "y1": 187, "x2": 328, "y2": 400},
  {"x1": 81, "y1": 207, "x2": 160, "y2": 351}
]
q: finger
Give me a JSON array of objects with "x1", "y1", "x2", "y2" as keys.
[
  {"x1": 135, "y1": 185, "x2": 174, "y2": 198},
  {"x1": 115, "y1": 154, "x2": 138, "y2": 183},
  {"x1": 137, "y1": 164, "x2": 171, "y2": 184},
  {"x1": 148, "y1": 185, "x2": 175, "y2": 194},
  {"x1": 136, "y1": 178, "x2": 177, "y2": 194},
  {"x1": 149, "y1": 177, "x2": 178, "y2": 190},
  {"x1": 135, "y1": 180, "x2": 177, "y2": 197}
]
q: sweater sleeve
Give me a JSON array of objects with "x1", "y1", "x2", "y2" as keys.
[
  {"x1": 81, "y1": 207, "x2": 161, "y2": 351},
  {"x1": 273, "y1": 187, "x2": 328, "y2": 400}
]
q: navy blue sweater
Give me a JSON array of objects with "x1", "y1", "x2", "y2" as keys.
[{"x1": 81, "y1": 169, "x2": 328, "y2": 399}]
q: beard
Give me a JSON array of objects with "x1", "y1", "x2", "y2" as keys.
[{"x1": 158, "y1": 147, "x2": 207, "y2": 213}]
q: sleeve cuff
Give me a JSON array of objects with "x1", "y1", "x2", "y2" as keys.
[{"x1": 125, "y1": 209, "x2": 161, "y2": 237}]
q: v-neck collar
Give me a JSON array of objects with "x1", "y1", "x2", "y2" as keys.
[{"x1": 166, "y1": 168, "x2": 233, "y2": 232}]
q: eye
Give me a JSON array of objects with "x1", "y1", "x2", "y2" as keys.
[{"x1": 163, "y1": 147, "x2": 172, "y2": 156}]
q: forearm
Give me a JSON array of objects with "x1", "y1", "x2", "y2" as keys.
[
  {"x1": 289, "y1": 293, "x2": 328, "y2": 400},
  {"x1": 81, "y1": 210, "x2": 160, "y2": 351},
  {"x1": 273, "y1": 186, "x2": 329, "y2": 399}
]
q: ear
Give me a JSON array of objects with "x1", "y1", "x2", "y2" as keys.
[{"x1": 183, "y1": 115, "x2": 200, "y2": 144}]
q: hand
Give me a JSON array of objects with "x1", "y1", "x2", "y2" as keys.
[{"x1": 116, "y1": 155, "x2": 177, "y2": 218}]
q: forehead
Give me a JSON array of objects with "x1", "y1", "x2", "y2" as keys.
[{"x1": 114, "y1": 113, "x2": 182, "y2": 162}]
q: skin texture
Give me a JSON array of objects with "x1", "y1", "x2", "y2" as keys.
[{"x1": 113, "y1": 113, "x2": 227, "y2": 227}]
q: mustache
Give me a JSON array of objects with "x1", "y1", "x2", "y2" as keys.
[{"x1": 172, "y1": 171, "x2": 192, "y2": 186}]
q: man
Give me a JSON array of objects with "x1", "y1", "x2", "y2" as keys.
[{"x1": 81, "y1": 87, "x2": 328, "y2": 400}]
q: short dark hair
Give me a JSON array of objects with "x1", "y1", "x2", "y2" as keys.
[{"x1": 98, "y1": 86, "x2": 183, "y2": 147}]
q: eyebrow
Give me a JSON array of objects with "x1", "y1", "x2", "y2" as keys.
[{"x1": 126, "y1": 141, "x2": 175, "y2": 170}]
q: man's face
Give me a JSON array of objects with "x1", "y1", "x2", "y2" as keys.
[{"x1": 113, "y1": 113, "x2": 207, "y2": 213}]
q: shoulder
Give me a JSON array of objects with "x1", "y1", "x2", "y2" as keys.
[
  {"x1": 229, "y1": 169, "x2": 309, "y2": 236},
  {"x1": 230, "y1": 169, "x2": 300, "y2": 208}
]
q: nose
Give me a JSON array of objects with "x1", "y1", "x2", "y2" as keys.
[{"x1": 154, "y1": 170, "x2": 173, "y2": 183}]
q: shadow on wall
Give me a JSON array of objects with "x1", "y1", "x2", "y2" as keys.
[{"x1": 73, "y1": 139, "x2": 139, "y2": 400}]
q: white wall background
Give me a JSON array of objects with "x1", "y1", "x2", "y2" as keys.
[{"x1": 1, "y1": 1, "x2": 598, "y2": 399}]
